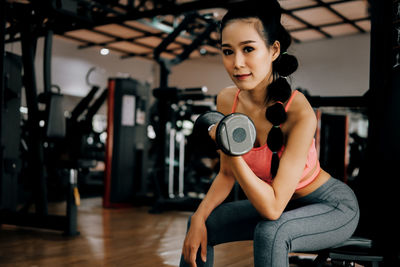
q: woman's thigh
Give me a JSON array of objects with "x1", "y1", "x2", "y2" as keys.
[
  {"x1": 255, "y1": 178, "x2": 360, "y2": 253},
  {"x1": 205, "y1": 199, "x2": 263, "y2": 246},
  {"x1": 281, "y1": 201, "x2": 359, "y2": 252}
]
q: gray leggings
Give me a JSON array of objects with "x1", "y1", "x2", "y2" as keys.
[{"x1": 179, "y1": 177, "x2": 359, "y2": 267}]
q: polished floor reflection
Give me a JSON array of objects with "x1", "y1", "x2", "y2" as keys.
[{"x1": 0, "y1": 197, "x2": 257, "y2": 266}]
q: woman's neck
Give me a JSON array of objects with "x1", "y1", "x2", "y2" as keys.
[
  {"x1": 245, "y1": 88, "x2": 267, "y2": 108},
  {"x1": 243, "y1": 74, "x2": 273, "y2": 108}
]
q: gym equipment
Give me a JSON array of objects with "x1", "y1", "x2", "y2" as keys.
[
  {"x1": 319, "y1": 113, "x2": 348, "y2": 182},
  {"x1": 289, "y1": 236, "x2": 383, "y2": 267},
  {"x1": 103, "y1": 78, "x2": 149, "y2": 208},
  {"x1": 0, "y1": 48, "x2": 79, "y2": 235},
  {"x1": 0, "y1": 52, "x2": 22, "y2": 212},
  {"x1": 149, "y1": 87, "x2": 214, "y2": 212},
  {"x1": 317, "y1": 237, "x2": 383, "y2": 267},
  {"x1": 193, "y1": 112, "x2": 256, "y2": 156},
  {"x1": 148, "y1": 12, "x2": 220, "y2": 213}
]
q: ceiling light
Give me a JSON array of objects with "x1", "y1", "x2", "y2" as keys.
[{"x1": 100, "y1": 48, "x2": 110, "y2": 55}]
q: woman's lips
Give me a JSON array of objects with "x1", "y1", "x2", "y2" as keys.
[{"x1": 234, "y1": 74, "x2": 251, "y2": 80}]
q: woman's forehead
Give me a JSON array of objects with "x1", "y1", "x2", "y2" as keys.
[{"x1": 221, "y1": 19, "x2": 265, "y2": 44}]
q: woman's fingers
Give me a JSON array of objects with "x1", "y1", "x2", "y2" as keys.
[
  {"x1": 183, "y1": 240, "x2": 191, "y2": 263},
  {"x1": 200, "y1": 238, "x2": 207, "y2": 262},
  {"x1": 182, "y1": 218, "x2": 207, "y2": 266},
  {"x1": 189, "y1": 245, "x2": 198, "y2": 267}
]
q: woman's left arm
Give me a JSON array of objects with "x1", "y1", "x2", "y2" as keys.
[{"x1": 226, "y1": 94, "x2": 317, "y2": 220}]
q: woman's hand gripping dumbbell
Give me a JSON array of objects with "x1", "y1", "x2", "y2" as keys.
[{"x1": 193, "y1": 111, "x2": 256, "y2": 156}]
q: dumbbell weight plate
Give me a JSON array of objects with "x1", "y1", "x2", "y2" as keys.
[
  {"x1": 192, "y1": 111, "x2": 225, "y2": 152},
  {"x1": 216, "y1": 113, "x2": 256, "y2": 156},
  {"x1": 193, "y1": 111, "x2": 225, "y2": 134}
]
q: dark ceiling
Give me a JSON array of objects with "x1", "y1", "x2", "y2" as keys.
[{"x1": 4, "y1": 0, "x2": 370, "y2": 61}]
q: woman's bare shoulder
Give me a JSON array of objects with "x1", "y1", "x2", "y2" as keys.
[
  {"x1": 216, "y1": 86, "x2": 239, "y2": 115},
  {"x1": 290, "y1": 91, "x2": 315, "y2": 115},
  {"x1": 286, "y1": 91, "x2": 317, "y2": 130}
]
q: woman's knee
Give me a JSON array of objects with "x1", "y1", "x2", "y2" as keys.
[
  {"x1": 255, "y1": 220, "x2": 279, "y2": 238},
  {"x1": 253, "y1": 220, "x2": 291, "y2": 267},
  {"x1": 254, "y1": 220, "x2": 290, "y2": 248},
  {"x1": 204, "y1": 213, "x2": 221, "y2": 246}
]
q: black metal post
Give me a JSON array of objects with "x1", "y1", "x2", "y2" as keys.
[
  {"x1": 70, "y1": 85, "x2": 100, "y2": 122},
  {"x1": 172, "y1": 21, "x2": 218, "y2": 65},
  {"x1": 153, "y1": 12, "x2": 197, "y2": 61},
  {"x1": 357, "y1": 0, "x2": 400, "y2": 264},
  {"x1": 21, "y1": 25, "x2": 48, "y2": 215},
  {"x1": 66, "y1": 169, "x2": 78, "y2": 236},
  {"x1": 0, "y1": 0, "x2": 6, "y2": 192},
  {"x1": 159, "y1": 60, "x2": 170, "y2": 89},
  {"x1": 85, "y1": 88, "x2": 108, "y2": 121},
  {"x1": 43, "y1": 29, "x2": 53, "y2": 94}
]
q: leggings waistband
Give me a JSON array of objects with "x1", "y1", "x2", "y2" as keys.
[{"x1": 292, "y1": 177, "x2": 342, "y2": 204}]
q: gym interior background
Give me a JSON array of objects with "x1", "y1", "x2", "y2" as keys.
[{"x1": 1, "y1": 0, "x2": 399, "y2": 266}]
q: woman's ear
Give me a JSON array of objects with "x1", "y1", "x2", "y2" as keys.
[{"x1": 271, "y1": 40, "x2": 281, "y2": 62}]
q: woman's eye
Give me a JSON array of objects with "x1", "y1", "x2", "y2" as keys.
[
  {"x1": 222, "y1": 49, "x2": 233, "y2": 56},
  {"x1": 243, "y1": 46, "x2": 254, "y2": 53}
]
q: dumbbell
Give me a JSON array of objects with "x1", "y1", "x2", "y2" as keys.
[{"x1": 193, "y1": 111, "x2": 256, "y2": 156}]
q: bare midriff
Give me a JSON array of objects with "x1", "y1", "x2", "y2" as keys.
[{"x1": 292, "y1": 167, "x2": 331, "y2": 199}]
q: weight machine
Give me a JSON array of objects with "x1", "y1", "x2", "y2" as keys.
[
  {"x1": 103, "y1": 77, "x2": 150, "y2": 208},
  {"x1": 0, "y1": 1, "x2": 107, "y2": 235},
  {"x1": 0, "y1": 27, "x2": 79, "y2": 235},
  {"x1": 149, "y1": 11, "x2": 218, "y2": 212}
]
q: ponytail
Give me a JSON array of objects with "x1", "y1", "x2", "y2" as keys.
[
  {"x1": 273, "y1": 52, "x2": 299, "y2": 78},
  {"x1": 265, "y1": 52, "x2": 298, "y2": 178},
  {"x1": 263, "y1": 18, "x2": 298, "y2": 179}
]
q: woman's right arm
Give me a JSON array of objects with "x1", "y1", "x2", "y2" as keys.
[
  {"x1": 192, "y1": 160, "x2": 236, "y2": 221},
  {"x1": 182, "y1": 160, "x2": 236, "y2": 266},
  {"x1": 192, "y1": 86, "x2": 237, "y2": 221},
  {"x1": 182, "y1": 87, "x2": 236, "y2": 267}
]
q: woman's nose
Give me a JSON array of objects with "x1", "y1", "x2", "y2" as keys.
[{"x1": 234, "y1": 53, "x2": 245, "y2": 68}]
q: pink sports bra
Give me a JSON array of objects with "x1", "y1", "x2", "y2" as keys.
[{"x1": 231, "y1": 89, "x2": 321, "y2": 190}]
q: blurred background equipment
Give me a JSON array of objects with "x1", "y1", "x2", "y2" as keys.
[{"x1": 103, "y1": 77, "x2": 149, "y2": 208}]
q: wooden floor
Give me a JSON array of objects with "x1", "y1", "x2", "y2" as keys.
[
  {"x1": 0, "y1": 197, "x2": 349, "y2": 267},
  {"x1": 0, "y1": 197, "x2": 255, "y2": 266}
]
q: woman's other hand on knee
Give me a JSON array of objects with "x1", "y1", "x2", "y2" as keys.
[{"x1": 182, "y1": 216, "x2": 208, "y2": 266}]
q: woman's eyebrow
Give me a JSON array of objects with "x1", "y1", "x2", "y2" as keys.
[{"x1": 221, "y1": 40, "x2": 256, "y2": 48}]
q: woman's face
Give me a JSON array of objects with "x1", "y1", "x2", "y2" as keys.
[{"x1": 221, "y1": 18, "x2": 280, "y2": 92}]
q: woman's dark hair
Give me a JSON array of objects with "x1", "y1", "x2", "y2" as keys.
[{"x1": 220, "y1": 0, "x2": 298, "y2": 178}]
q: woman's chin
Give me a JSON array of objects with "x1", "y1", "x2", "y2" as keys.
[{"x1": 233, "y1": 81, "x2": 255, "y2": 91}]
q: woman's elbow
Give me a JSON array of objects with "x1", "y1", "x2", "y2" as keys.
[{"x1": 259, "y1": 207, "x2": 282, "y2": 221}]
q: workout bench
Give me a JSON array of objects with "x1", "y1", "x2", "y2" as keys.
[{"x1": 291, "y1": 236, "x2": 383, "y2": 267}]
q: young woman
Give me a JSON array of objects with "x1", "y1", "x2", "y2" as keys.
[{"x1": 180, "y1": 1, "x2": 359, "y2": 266}]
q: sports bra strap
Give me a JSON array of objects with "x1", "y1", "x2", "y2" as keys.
[
  {"x1": 231, "y1": 89, "x2": 241, "y2": 113},
  {"x1": 284, "y1": 90, "x2": 298, "y2": 112}
]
